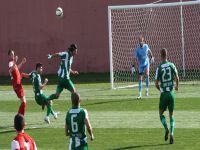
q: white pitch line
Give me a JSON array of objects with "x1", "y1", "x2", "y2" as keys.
[
  {"x1": 1, "y1": 89, "x2": 200, "y2": 102},
  {"x1": 1, "y1": 111, "x2": 200, "y2": 130}
]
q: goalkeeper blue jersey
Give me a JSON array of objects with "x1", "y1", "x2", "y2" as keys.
[{"x1": 134, "y1": 44, "x2": 150, "y2": 67}]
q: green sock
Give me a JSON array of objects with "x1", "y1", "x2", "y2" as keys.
[
  {"x1": 160, "y1": 115, "x2": 168, "y2": 131},
  {"x1": 47, "y1": 94, "x2": 57, "y2": 100},
  {"x1": 47, "y1": 105, "x2": 54, "y2": 116},
  {"x1": 170, "y1": 116, "x2": 175, "y2": 135}
]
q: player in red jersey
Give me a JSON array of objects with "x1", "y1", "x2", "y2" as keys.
[
  {"x1": 8, "y1": 50, "x2": 27, "y2": 116},
  {"x1": 11, "y1": 114, "x2": 37, "y2": 150}
]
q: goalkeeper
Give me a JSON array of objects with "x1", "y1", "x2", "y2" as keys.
[{"x1": 132, "y1": 36, "x2": 154, "y2": 99}]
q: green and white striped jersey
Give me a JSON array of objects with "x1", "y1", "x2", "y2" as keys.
[
  {"x1": 29, "y1": 71, "x2": 43, "y2": 95},
  {"x1": 58, "y1": 51, "x2": 73, "y2": 79},
  {"x1": 66, "y1": 108, "x2": 88, "y2": 149},
  {"x1": 155, "y1": 61, "x2": 178, "y2": 93}
]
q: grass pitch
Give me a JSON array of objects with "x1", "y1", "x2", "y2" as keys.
[{"x1": 0, "y1": 74, "x2": 200, "y2": 150}]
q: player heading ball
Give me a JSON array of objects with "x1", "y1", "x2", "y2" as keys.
[{"x1": 47, "y1": 43, "x2": 79, "y2": 100}]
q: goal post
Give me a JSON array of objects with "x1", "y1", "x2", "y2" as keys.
[{"x1": 108, "y1": 1, "x2": 200, "y2": 89}]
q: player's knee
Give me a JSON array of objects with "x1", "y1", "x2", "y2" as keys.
[
  {"x1": 48, "y1": 101, "x2": 52, "y2": 105},
  {"x1": 20, "y1": 97, "x2": 26, "y2": 103},
  {"x1": 71, "y1": 89, "x2": 76, "y2": 94},
  {"x1": 55, "y1": 94, "x2": 60, "y2": 99},
  {"x1": 159, "y1": 109, "x2": 164, "y2": 116},
  {"x1": 146, "y1": 71, "x2": 149, "y2": 76},
  {"x1": 169, "y1": 111, "x2": 174, "y2": 117}
]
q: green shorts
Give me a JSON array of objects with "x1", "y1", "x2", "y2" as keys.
[
  {"x1": 71, "y1": 145, "x2": 88, "y2": 150},
  {"x1": 159, "y1": 91, "x2": 175, "y2": 112},
  {"x1": 35, "y1": 93, "x2": 50, "y2": 106},
  {"x1": 70, "y1": 144, "x2": 88, "y2": 150},
  {"x1": 56, "y1": 78, "x2": 75, "y2": 94}
]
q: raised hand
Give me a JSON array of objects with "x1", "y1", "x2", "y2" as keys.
[{"x1": 47, "y1": 54, "x2": 52, "y2": 60}]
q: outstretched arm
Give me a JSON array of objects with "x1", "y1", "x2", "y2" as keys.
[
  {"x1": 70, "y1": 69, "x2": 79, "y2": 75},
  {"x1": 21, "y1": 72, "x2": 30, "y2": 78},
  {"x1": 48, "y1": 53, "x2": 60, "y2": 59},
  {"x1": 17, "y1": 58, "x2": 26, "y2": 69}
]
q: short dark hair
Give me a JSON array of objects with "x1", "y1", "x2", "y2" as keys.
[
  {"x1": 68, "y1": 44, "x2": 77, "y2": 52},
  {"x1": 8, "y1": 50, "x2": 14, "y2": 55},
  {"x1": 161, "y1": 48, "x2": 167, "y2": 58},
  {"x1": 36, "y1": 63, "x2": 42, "y2": 70},
  {"x1": 71, "y1": 92, "x2": 80, "y2": 107},
  {"x1": 14, "y1": 114, "x2": 25, "y2": 131},
  {"x1": 139, "y1": 35, "x2": 144, "y2": 40}
]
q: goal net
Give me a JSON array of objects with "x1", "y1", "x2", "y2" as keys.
[{"x1": 108, "y1": 1, "x2": 200, "y2": 89}]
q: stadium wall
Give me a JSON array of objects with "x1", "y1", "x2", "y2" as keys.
[{"x1": 0, "y1": 0, "x2": 184, "y2": 75}]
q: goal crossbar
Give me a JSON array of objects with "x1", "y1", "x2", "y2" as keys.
[
  {"x1": 108, "y1": 1, "x2": 200, "y2": 10},
  {"x1": 108, "y1": 1, "x2": 200, "y2": 89}
]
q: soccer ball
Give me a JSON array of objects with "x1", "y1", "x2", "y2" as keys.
[{"x1": 56, "y1": 7, "x2": 63, "y2": 17}]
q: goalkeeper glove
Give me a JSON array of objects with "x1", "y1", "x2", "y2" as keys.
[
  {"x1": 47, "y1": 54, "x2": 52, "y2": 59},
  {"x1": 150, "y1": 57, "x2": 155, "y2": 64},
  {"x1": 131, "y1": 65, "x2": 136, "y2": 74}
]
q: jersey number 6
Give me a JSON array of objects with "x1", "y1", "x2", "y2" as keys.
[{"x1": 71, "y1": 114, "x2": 78, "y2": 132}]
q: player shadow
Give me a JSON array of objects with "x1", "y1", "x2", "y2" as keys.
[{"x1": 110, "y1": 143, "x2": 169, "y2": 150}]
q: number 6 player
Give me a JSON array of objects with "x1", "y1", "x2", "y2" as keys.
[{"x1": 65, "y1": 92, "x2": 94, "y2": 150}]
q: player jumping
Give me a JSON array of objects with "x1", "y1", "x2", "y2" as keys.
[
  {"x1": 47, "y1": 44, "x2": 78, "y2": 99},
  {"x1": 65, "y1": 92, "x2": 94, "y2": 150},
  {"x1": 8, "y1": 50, "x2": 27, "y2": 116},
  {"x1": 21, "y1": 63, "x2": 59, "y2": 124},
  {"x1": 133, "y1": 36, "x2": 154, "y2": 99},
  {"x1": 155, "y1": 48, "x2": 179, "y2": 144}
]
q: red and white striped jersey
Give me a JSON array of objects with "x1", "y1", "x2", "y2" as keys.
[
  {"x1": 11, "y1": 132, "x2": 37, "y2": 150},
  {"x1": 8, "y1": 60, "x2": 21, "y2": 85}
]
